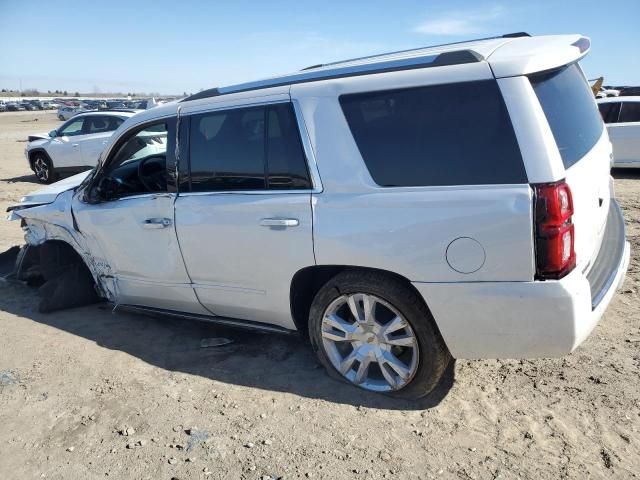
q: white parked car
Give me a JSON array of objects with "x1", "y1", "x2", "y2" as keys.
[
  {"x1": 596, "y1": 88, "x2": 620, "y2": 98},
  {"x1": 7, "y1": 33, "x2": 630, "y2": 399},
  {"x1": 25, "y1": 111, "x2": 139, "y2": 183},
  {"x1": 598, "y1": 96, "x2": 640, "y2": 168}
]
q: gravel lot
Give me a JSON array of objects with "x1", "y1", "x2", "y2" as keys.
[{"x1": 0, "y1": 111, "x2": 639, "y2": 480}]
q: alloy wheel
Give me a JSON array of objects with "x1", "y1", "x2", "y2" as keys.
[
  {"x1": 34, "y1": 157, "x2": 49, "y2": 182},
  {"x1": 320, "y1": 293, "x2": 419, "y2": 392}
]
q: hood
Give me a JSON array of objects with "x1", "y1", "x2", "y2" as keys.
[
  {"x1": 28, "y1": 132, "x2": 50, "y2": 142},
  {"x1": 17, "y1": 170, "x2": 92, "y2": 207}
]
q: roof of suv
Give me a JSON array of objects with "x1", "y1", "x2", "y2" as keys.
[{"x1": 184, "y1": 33, "x2": 589, "y2": 102}]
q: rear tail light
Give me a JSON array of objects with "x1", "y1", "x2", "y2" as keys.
[{"x1": 533, "y1": 180, "x2": 576, "y2": 279}]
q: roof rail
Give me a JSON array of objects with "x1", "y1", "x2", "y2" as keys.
[
  {"x1": 183, "y1": 32, "x2": 531, "y2": 103},
  {"x1": 184, "y1": 50, "x2": 481, "y2": 102}
]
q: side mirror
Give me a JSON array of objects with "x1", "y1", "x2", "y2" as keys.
[
  {"x1": 85, "y1": 176, "x2": 119, "y2": 204},
  {"x1": 49, "y1": 130, "x2": 58, "y2": 138}
]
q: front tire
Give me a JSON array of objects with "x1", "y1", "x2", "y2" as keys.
[
  {"x1": 32, "y1": 154, "x2": 56, "y2": 184},
  {"x1": 308, "y1": 270, "x2": 452, "y2": 400},
  {"x1": 58, "y1": 115, "x2": 64, "y2": 121}
]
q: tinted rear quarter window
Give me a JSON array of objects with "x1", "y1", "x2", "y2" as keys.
[
  {"x1": 339, "y1": 80, "x2": 526, "y2": 187},
  {"x1": 619, "y1": 102, "x2": 640, "y2": 123},
  {"x1": 530, "y1": 64, "x2": 604, "y2": 169}
]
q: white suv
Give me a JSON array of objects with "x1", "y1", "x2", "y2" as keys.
[
  {"x1": 25, "y1": 111, "x2": 138, "y2": 183},
  {"x1": 7, "y1": 34, "x2": 630, "y2": 399},
  {"x1": 598, "y1": 96, "x2": 640, "y2": 168}
]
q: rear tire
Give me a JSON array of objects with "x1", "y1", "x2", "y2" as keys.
[
  {"x1": 308, "y1": 270, "x2": 452, "y2": 400},
  {"x1": 58, "y1": 115, "x2": 64, "y2": 121},
  {"x1": 32, "y1": 153, "x2": 56, "y2": 184}
]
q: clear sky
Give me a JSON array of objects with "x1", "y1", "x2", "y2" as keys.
[{"x1": 0, "y1": 0, "x2": 638, "y2": 94}]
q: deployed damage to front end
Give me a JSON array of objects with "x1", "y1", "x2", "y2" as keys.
[{"x1": 3, "y1": 172, "x2": 116, "y2": 312}]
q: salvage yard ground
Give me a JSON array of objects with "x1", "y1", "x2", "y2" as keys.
[{"x1": 0, "y1": 110, "x2": 639, "y2": 479}]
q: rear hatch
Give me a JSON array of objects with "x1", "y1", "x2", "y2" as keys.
[{"x1": 529, "y1": 63, "x2": 611, "y2": 271}]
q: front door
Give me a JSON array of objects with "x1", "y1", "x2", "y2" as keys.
[
  {"x1": 73, "y1": 116, "x2": 207, "y2": 315},
  {"x1": 175, "y1": 101, "x2": 316, "y2": 329},
  {"x1": 48, "y1": 117, "x2": 85, "y2": 168}
]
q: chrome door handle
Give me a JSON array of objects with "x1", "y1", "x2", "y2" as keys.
[
  {"x1": 143, "y1": 217, "x2": 172, "y2": 229},
  {"x1": 72, "y1": 143, "x2": 79, "y2": 147},
  {"x1": 260, "y1": 218, "x2": 299, "y2": 227}
]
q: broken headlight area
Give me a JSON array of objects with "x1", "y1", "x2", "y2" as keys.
[{"x1": 1, "y1": 242, "x2": 102, "y2": 313}]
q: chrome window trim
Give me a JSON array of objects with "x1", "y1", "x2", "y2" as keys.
[
  {"x1": 179, "y1": 98, "x2": 323, "y2": 195},
  {"x1": 177, "y1": 190, "x2": 313, "y2": 197},
  {"x1": 107, "y1": 192, "x2": 177, "y2": 202}
]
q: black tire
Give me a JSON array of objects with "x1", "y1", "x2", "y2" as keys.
[
  {"x1": 32, "y1": 153, "x2": 57, "y2": 184},
  {"x1": 58, "y1": 115, "x2": 64, "y2": 121},
  {"x1": 308, "y1": 270, "x2": 452, "y2": 400}
]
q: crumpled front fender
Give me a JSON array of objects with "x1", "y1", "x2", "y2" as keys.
[{"x1": 8, "y1": 190, "x2": 117, "y2": 301}]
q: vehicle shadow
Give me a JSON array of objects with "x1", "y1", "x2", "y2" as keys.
[
  {"x1": 0, "y1": 280, "x2": 455, "y2": 411},
  {"x1": 1, "y1": 174, "x2": 42, "y2": 185},
  {"x1": 1, "y1": 172, "x2": 76, "y2": 185},
  {"x1": 612, "y1": 168, "x2": 640, "y2": 180}
]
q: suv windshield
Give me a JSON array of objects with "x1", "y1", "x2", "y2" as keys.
[{"x1": 529, "y1": 64, "x2": 604, "y2": 169}]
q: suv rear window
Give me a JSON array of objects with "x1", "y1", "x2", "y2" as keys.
[
  {"x1": 339, "y1": 80, "x2": 526, "y2": 187},
  {"x1": 530, "y1": 64, "x2": 604, "y2": 169}
]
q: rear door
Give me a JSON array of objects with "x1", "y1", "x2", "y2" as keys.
[
  {"x1": 529, "y1": 64, "x2": 611, "y2": 269},
  {"x1": 608, "y1": 101, "x2": 640, "y2": 167},
  {"x1": 174, "y1": 101, "x2": 316, "y2": 329}
]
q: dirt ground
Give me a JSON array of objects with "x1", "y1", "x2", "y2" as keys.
[{"x1": 0, "y1": 111, "x2": 638, "y2": 480}]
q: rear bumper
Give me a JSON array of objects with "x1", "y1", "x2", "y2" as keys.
[{"x1": 413, "y1": 200, "x2": 630, "y2": 359}]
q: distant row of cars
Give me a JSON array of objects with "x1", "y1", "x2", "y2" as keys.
[
  {"x1": 0, "y1": 100, "x2": 59, "y2": 112},
  {"x1": 55, "y1": 99, "x2": 166, "y2": 120},
  {"x1": 1, "y1": 98, "x2": 162, "y2": 116}
]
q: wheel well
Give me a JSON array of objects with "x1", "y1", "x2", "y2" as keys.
[
  {"x1": 28, "y1": 149, "x2": 52, "y2": 169},
  {"x1": 289, "y1": 265, "x2": 424, "y2": 338},
  {"x1": 19, "y1": 240, "x2": 94, "y2": 285}
]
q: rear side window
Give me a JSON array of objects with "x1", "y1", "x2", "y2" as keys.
[
  {"x1": 619, "y1": 102, "x2": 640, "y2": 123},
  {"x1": 86, "y1": 116, "x2": 124, "y2": 133},
  {"x1": 598, "y1": 102, "x2": 621, "y2": 124},
  {"x1": 188, "y1": 103, "x2": 311, "y2": 192},
  {"x1": 339, "y1": 80, "x2": 526, "y2": 187},
  {"x1": 530, "y1": 64, "x2": 604, "y2": 169}
]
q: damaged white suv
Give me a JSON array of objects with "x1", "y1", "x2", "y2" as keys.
[{"x1": 6, "y1": 33, "x2": 630, "y2": 399}]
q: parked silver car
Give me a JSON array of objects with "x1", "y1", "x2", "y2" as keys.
[{"x1": 57, "y1": 105, "x2": 87, "y2": 121}]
